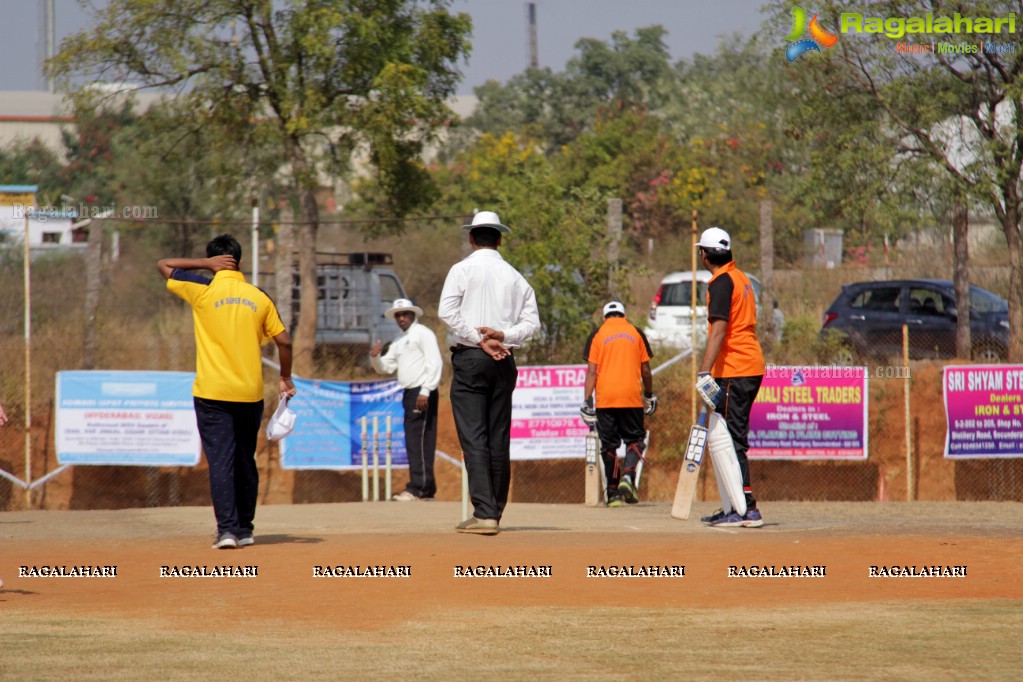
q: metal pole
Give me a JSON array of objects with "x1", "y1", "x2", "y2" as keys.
[
  {"x1": 372, "y1": 415, "x2": 380, "y2": 501},
  {"x1": 527, "y1": 2, "x2": 538, "y2": 68},
  {"x1": 360, "y1": 417, "x2": 368, "y2": 502},
  {"x1": 385, "y1": 415, "x2": 392, "y2": 500},
  {"x1": 607, "y1": 198, "x2": 622, "y2": 298},
  {"x1": 251, "y1": 197, "x2": 260, "y2": 287},
  {"x1": 903, "y1": 324, "x2": 913, "y2": 501},
  {"x1": 23, "y1": 211, "x2": 32, "y2": 508},
  {"x1": 46, "y1": 0, "x2": 55, "y2": 93},
  {"x1": 690, "y1": 209, "x2": 698, "y2": 424}
]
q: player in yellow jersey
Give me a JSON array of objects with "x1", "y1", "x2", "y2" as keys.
[{"x1": 158, "y1": 234, "x2": 295, "y2": 549}]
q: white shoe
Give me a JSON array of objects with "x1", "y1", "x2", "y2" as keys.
[
  {"x1": 392, "y1": 490, "x2": 417, "y2": 502},
  {"x1": 212, "y1": 532, "x2": 238, "y2": 549}
]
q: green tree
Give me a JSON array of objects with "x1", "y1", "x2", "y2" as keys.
[
  {"x1": 114, "y1": 98, "x2": 285, "y2": 256},
  {"x1": 769, "y1": 0, "x2": 1023, "y2": 360},
  {"x1": 59, "y1": 99, "x2": 139, "y2": 209},
  {"x1": 665, "y1": 34, "x2": 816, "y2": 261},
  {"x1": 467, "y1": 26, "x2": 678, "y2": 152},
  {"x1": 430, "y1": 130, "x2": 611, "y2": 362},
  {"x1": 48, "y1": 0, "x2": 471, "y2": 374},
  {"x1": 0, "y1": 139, "x2": 65, "y2": 206}
]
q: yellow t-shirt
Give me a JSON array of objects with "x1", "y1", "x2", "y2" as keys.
[{"x1": 167, "y1": 270, "x2": 285, "y2": 402}]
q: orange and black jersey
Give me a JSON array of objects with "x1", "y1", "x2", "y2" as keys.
[
  {"x1": 707, "y1": 261, "x2": 765, "y2": 378},
  {"x1": 584, "y1": 318, "x2": 652, "y2": 408},
  {"x1": 582, "y1": 323, "x2": 653, "y2": 363}
]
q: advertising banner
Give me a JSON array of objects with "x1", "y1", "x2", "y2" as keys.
[
  {"x1": 510, "y1": 364, "x2": 589, "y2": 460},
  {"x1": 55, "y1": 371, "x2": 200, "y2": 466},
  {"x1": 280, "y1": 377, "x2": 406, "y2": 469},
  {"x1": 943, "y1": 365, "x2": 1023, "y2": 458},
  {"x1": 748, "y1": 366, "x2": 869, "y2": 459}
]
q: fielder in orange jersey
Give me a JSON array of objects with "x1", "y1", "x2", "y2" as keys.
[
  {"x1": 694, "y1": 227, "x2": 766, "y2": 528},
  {"x1": 580, "y1": 302, "x2": 656, "y2": 507}
]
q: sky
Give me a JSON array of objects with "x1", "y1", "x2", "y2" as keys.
[{"x1": 0, "y1": 0, "x2": 767, "y2": 95}]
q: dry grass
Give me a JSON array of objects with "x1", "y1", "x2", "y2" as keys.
[{"x1": 2, "y1": 601, "x2": 1020, "y2": 680}]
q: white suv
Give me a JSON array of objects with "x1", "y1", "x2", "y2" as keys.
[{"x1": 644, "y1": 270, "x2": 761, "y2": 349}]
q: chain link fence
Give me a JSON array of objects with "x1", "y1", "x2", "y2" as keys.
[{"x1": 2, "y1": 332, "x2": 1020, "y2": 512}]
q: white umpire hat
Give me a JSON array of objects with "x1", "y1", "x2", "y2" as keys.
[
  {"x1": 265, "y1": 399, "x2": 297, "y2": 441},
  {"x1": 463, "y1": 210, "x2": 511, "y2": 233},
  {"x1": 696, "y1": 226, "x2": 732, "y2": 251},
  {"x1": 603, "y1": 301, "x2": 625, "y2": 317},
  {"x1": 384, "y1": 298, "x2": 423, "y2": 318}
]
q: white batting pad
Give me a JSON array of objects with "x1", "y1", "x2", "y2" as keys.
[{"x1": 707, "y1": 412, "x2": 747, "y2": 517}]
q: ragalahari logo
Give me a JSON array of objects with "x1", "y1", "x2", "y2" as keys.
[{"x1": 785, "y1": 6, "x2": 840, "y2": 62}]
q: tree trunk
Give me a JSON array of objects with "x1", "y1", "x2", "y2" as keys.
[
  {"x1": 284, "y1": 137, "x2": 321, "y2": 378},
  {"x1": 294, "y1": 185, "x2": 320, "y2": 376},
  {"x1": 951, "y1": 202, "x2": 970, "y2": 359},
  {"x1": 1005, "y1": 211, "x2": 1023, "y2": 363},
  {"x1": 275, "y1": 204, "x2": 294, "y2": 332},
  {"x1": 82, "y1": 219, "x2": 103, "y2": 369},
  {"x1": 606, "y1": 198, "x2": 622, "y2": 299}
]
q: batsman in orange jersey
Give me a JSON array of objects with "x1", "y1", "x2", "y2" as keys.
[
  {"x1": 693, "y1": 227, "x2": 766, "y2": 528},
  {"x1": 580, "y1": 302, "x2": 656, "y2": 507}
]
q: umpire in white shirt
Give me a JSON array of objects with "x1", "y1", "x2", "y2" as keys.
[
  {"x1": 370, "y1": 298, "x2": 443, "y2": 501},
  {"x1": 439, "y1": 210, "x2": 541, "y2": 535}
]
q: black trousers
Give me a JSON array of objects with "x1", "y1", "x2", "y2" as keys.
[
  {"x1": 595, "y1": 407, "x2": 646, "y2": 491},
  {"x1": 450, "y1": 347, "x2": 518, "y2": 521},
  {"x1": 402, "y1": 387, "x2": 438, "y2": 498},
  {"x1": 713, "y1": 375, "x2": 763, "y2": 510},
  {"x1": 194, "y1": 397, "x2": 264, "y2": 536}
]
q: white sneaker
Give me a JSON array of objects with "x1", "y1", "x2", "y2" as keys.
[
  {"x1": 212, "y1": 532, "x2": 238, "y2": 549},
  {"x1": 392, "y1": 490, "x2": 417, "y2": 502}
]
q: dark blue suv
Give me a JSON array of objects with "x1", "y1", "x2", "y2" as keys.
[{"x1": 821, "y1": 279, "x2": 1009, "y2": 362}]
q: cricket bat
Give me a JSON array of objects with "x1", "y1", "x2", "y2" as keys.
[
  {"x1": 585, "y1": 427, "x2": 601, "y2": 507},
  {"x1": 671, "y1": 406, "x2": 710, "y2": 520}
]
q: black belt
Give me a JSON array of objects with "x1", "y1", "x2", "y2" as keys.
[{"x1": 451, "y1": 343, "x2": 513, "y2": 355}]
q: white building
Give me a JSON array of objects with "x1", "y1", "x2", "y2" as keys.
[{"x1": 0, "y1": 184, "x2": 85, "y2": 249}]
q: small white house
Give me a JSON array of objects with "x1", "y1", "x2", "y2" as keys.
[{"x1": 0, "y1": 185, "x2": 86, "y2": 249}]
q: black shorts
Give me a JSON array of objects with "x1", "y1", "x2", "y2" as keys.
[{"x1": 595, "y1": 407, "x2": 645, "y2": 452}]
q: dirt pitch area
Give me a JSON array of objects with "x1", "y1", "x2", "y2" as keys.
[{"x1": 2, "y1": 500, "x2": 1022, "y2": 681}]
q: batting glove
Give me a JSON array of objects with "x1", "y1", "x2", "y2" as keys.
[
  {"x1": 643, "y1": 393, "x2": 658, "y2": 416},
  {"x1": 695, "y1": 373, "x2": 721, "y2": 408},
  {"x1": 579, "y1": 397, "x2": 597, "y2": 425}
]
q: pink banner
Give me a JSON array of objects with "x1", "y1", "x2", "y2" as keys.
[
  {"x1": 748, "y1": 366, "x2": 868, "y2": 460},
  {"x1": 944, "y1": 365, "x2": 1023, "y2": 458}
]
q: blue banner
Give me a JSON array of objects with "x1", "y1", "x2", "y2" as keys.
[
  {"x1": 280, "y1": 377, "x2": 407, "y2": 469},
  {"x1": 55, "y1": 371, "x2": 201, "y2": 466}
]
